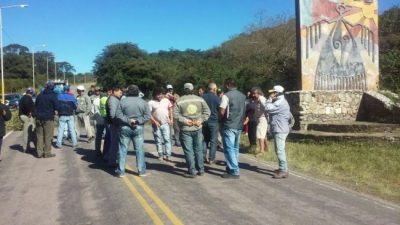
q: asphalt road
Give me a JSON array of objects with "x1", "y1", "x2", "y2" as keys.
[{"x1": 0, "y1": 126, "x2": 399, "y2": 225}]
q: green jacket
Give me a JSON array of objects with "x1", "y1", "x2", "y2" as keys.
[
  {"x1": 174, "y1": 94, "x2": 210, "y2": 132},
  {"x1": 76, "y1": 94, "x2": 92, "y2": 115}
]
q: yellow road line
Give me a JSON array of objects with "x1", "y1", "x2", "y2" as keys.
[
  {"x1": 126, "y1": 165, "x2": 184, "y2": 225},
  {"x1": 121, "y1": 176, "x2": 164, "y2": 225}
]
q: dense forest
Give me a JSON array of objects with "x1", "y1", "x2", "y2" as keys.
[{"x1": 2, "y1": 6, "x2": 399, "y2": 95}]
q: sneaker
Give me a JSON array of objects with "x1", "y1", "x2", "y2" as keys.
[
  {"x1": 138, "y1": 173, "x2": 148, "y2": 177},
  {"x1": 197, "y1": 171, "x2": 205, "y2": 176},
  {"x1": 54, "y1": 145, "x2": 62, "y2": 149},
  {"x1": 183, "y1": 173, "x2": 196, "y2": 178},
  {"x1": 117, "y1": 174, "x2": 125, "y2": 178},
  {"x1": 221, "y1": 173, "x2": 240, "y2": 179},
  {"x1": 43, "y1": 153, "x2": 56, "y2": 158}
]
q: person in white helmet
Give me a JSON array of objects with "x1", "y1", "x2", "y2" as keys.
[
  {"x1": 265, "y1": 85, "x2": 291, "y2": 179},
  {"x1": 75, "y1": 85, "x2": 94, "y2": 143}
]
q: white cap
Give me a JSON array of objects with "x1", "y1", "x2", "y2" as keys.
[
  {"x1": 77, "y1": 85, "x2": 85, "y2": 91},
  {"x1": 183, "y1": 83, "x2": 194, "y2": 91},
  {"x1": 166, "y1": 84, "x2": 173, "y2": 89},
  {"x1": 268, "y1": 85, "x2": 284, "y2": 93}
]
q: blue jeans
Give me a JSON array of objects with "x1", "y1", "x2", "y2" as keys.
[
  {"x1": 180, "y1": 129, "x2": 204, "y2": 175},
  {"x1": 223, "y1": 128, "x2": 242, "y2": 175},
  {"x1": 95, "y1": 123, "x2": 106, "y2": 155},
  {"x1": 117, "y1": 125, "x2": 146, "y2": 176},
  {"x1": 202, "y1": 121, "x2": 219, "y2": 160},
  {"x1": 273, "y1": 133, "x2": 289, "y2": 172},
  {"x1": 152, "y1": 123, "x2": 172, "y2": 157},
  {"x1": 56, "y1": 115, "x2": 77, "y2": 147}
]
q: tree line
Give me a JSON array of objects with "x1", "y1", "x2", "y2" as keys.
[
  {"x1": 94, "y1": 6, "x2": 400, "y2": 96},
  {"x1": 3, "y1": 6, "x2": 399, "y2": 95},
  {"x1": 1, "y1": 44, "x2": 94, "y2": 93}
]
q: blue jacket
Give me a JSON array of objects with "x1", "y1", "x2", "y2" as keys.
[
  {"x1": 58, "y1": 92, "x2": 77, "y2": 116},
  {"x1": 264, "y1": 95, "x2": 291, "y2": 134},
  {"x1": 35, "y1": 89, "x2": 59, "y2": 121}
]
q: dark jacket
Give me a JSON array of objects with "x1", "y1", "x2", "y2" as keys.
[
  {"x1": 58, "y1": 92, "x2": 77, "y2": 116},
  {"x1": 202, "y1": 92, "x2": 221, "y2": 123},
  {"x1": 106, "y1": 96, "x2": 120, "y2": 124},
  {"x1": 0, "y1": 103, "x2": 12, "y2": 137},
  {"x1": 19, "y1": 94, "x2": 35, "y2": 117},
  {"x1": 222, "y1": 88, "x2": 246, "y2": 130},
  {"x1": 35, "y1": 89, "x2": 59, "y2": 121},
  {"x1": 116, "y1": 96, "x2": 150, "y2": 127}
]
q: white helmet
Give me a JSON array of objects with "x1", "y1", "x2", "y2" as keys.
[{"x1": 77, "y1": 85, "x2": 85, "y2": 91}]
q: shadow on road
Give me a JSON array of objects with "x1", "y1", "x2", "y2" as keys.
[
  {"x1": 9, "y1": 144, "x2": 37, "y2": 158},
  {"x1": 74, "y1": 147, "x2": 116, "y2": 176},
  {"x1": 239, "y1": 162, "x2": 275, "y2": 177}
]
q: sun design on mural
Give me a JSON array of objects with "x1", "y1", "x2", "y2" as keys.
[{"x1": 301, "y1": 0, "x2": 378, "y2": 91}]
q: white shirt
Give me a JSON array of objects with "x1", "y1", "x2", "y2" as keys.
[{"x1": 148, "y1": 98, "x2": 172, "y2": 125}]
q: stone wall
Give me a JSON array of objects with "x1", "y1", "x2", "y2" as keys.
[
  {"x1": 357, "y1": 92, "x2": 400, "y2": 124},
  {"x1": 285, "y1": 91, "x2": 364, "y2": 129}
]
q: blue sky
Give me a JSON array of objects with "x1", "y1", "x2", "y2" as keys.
[{"x1": 1, "y1": 0, "x2": 399, "y2": 73}]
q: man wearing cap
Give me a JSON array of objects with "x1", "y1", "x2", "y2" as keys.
[
  {"x1": 265, "y1": 85, "x2": 291, "y2": 179},
  {"x1": 75, "y1": 85, "x2": 94, "y2": 143},
  {"x1": 115, "y1": 85, "x2": 150, "y2": 177},
  {"x1": 55, "y1": 85, "x2": 78, "y2": 148},
  {"x1": 174, "y1": 83, "x2": 210, "y2": 178},
  {"x1": 35, "y1": 81, "x2": 59, "y2": 158},
  {"x1": 19, "y1": 87, "x2": 36, "y2": 152},
  {"x1": 166, "y1": 84, "x2": 181, "y2": 147},
  {"x1": 219, "y1": 78, "x2": 246, "y2": 179}
]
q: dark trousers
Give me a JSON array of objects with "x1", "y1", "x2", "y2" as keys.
[
  {"x1": 202, "y1": 121, "x2": 219, "y2": 160},
  {"x1": 36, "y1": 120, "x2": 55, "y2": 157},
  {"x1": 248, "y1": 121, "x2": 257, "y2": 145},
  {"x1": 0, "y1": 137, "x2": 3, "y2": 157},
  {"x1": 95, "y1": 123, "x2": 106, "y2": 155},
  {"x1": 106, "y1": 124, "x2": 119, "y2": 166}
]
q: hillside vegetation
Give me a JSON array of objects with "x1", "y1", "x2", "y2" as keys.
[{"x1": 2, "y1": 7, "x2": 399, "y2": 95}]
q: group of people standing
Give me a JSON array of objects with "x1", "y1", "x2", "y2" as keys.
[{"x1": 15, "y1": 78, "x2": 292, "y2": 179}]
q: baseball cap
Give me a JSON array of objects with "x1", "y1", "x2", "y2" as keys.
[
  {"x1": 268, "y1": 85, "x2": 284, "y2": 93},
  {"x1": 183, "y1": 83, "x2": 194, "y2": 91},
  {"x1": 95, "y1": 87, "x2": 101, "y2": 91},
  {"x1": 166, "y1": 84, "x2": 173, "y2": 89},
  {"x1": 26, "y1": 87, "x2": 34, "y2": 94},
  {"x1": 77, "y1": 85, "x2": 85, "y2": 91}
]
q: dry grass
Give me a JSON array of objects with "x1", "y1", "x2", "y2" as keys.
[{"x1": 242, "y1": 136, "x2": 400, "y2": 204}]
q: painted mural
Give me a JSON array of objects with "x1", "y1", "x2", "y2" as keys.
[{"x1": 298, "y1": 0, "x2": 379, "y2": 91}]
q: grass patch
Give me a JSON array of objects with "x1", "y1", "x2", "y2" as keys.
[
  {"x1": 6, "y1": 110, "x2": 22, "y2": 132},
  {"x1": 241, "y1": 137, "x2": 400, "y2": 204}
]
